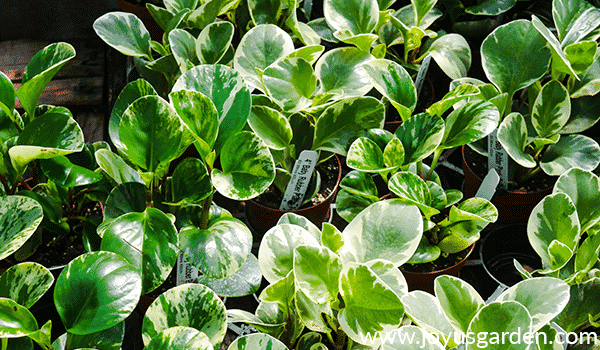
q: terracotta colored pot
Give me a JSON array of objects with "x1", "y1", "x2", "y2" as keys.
[
  {"x1": 461, "y1": 145, "x2": 552, "y2": 224},
  {"x1": 401, "y1": 243, "x2": 475, "y2": 295},
  {"x1": 245, "y1": 155, "x2": 342, "y2": 236},
  {"x1": 117, "y1": 0, "x2": 164, "y2": 41}
]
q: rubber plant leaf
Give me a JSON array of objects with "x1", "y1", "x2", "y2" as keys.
[
  {"x1": 262, "y1": 58, "x2": 317, "y2": 113},
  {"x1": 228, "y1": 333, "x2": 289, "y2": 350},
  {"x1": 0, "y1": 262, "x2": 53, "y2": 308},
  {"x1": 364, "y1": 59, "x2": 417, "y2": 121},
  {"x1": 145, "y1": 326, "x2": 213, "y2": 350},
  {"x1": 93, "y1": 12, "x2": 152, "y2": 60},
  {"x1": 553, "y1": 168, "x2": 600, "y2": 232},
  {"x1": 196, "y1": 21, "x2": 234, "y2": 64},
  {"x1": 0, "y1": 196, "x2": 43, "y2": 261},
  {"x1": 314, "y1": 47, "x2": 374, "y2": 98},
  {"x1": 465, "y1": 301, "x2": 532, "y2": 350},
  {"x1": 324, "y1": 0, "x2": 379, "y2": 36},
  {"x1": 196, "y1": 254, "x2": 262, "y2": 297}
]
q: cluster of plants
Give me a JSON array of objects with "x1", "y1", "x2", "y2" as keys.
[{"x1": 1, "y1": 0, "x2": 600, "y2": 348}]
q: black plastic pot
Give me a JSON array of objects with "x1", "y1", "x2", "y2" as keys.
[{"x1": 480, "y1": 224, "x2": 542, "y2": 289}]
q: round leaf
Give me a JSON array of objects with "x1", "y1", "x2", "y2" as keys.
[
  {"x1": 146, "y1": 326, "x2": 213, "y2": 350},
  {"x1": 425, "y1": 34, "x2": 472, "y2": 79},
  {"x1": 346, "y1": 137, "x2": 391, "y2": 172},
  {"x1": 401, "y1": 291, "x2": 458, "y2": 344},
  {"x1": 196, "y1": 21, "x2": 234, "y2": 65},
  {"x1": 541, "y1": 134, "x2": 600, "y2": 175},
  {"x1": 228, "y1": 333, "x2": 288, "y2": 350},
  {"x1": 441, "y1": 100, "x2": 499, "y2": 149},
  {"x1": 394, "y1": 112, "x2": 444, "y2": 164},
  {"x1": 233, "y1": 24, "x2": 295, "y2": 92},
  {"x1": 339, "y1": 199, "x2": 423, "y2": 266},
  {"x1": 388, "y1": 171, "x2": 438, "y2": 219},
  {"x1": 293, "y1": 245, "x2": 342, "y2": 304},
  {"x1": 0, "y1": 196, "x2": 43, "y2": 261},
  {"x1": 481, "y1": 19, "x2": 551, "y2": 96},
  {"x1": 142, "y1": 284, "x2": 227, "y2": 347},
  {"x1": 324, "y1": 0, "x2": 379, "y2": 35},
  {"x1": 0, "y1": 298, "x2": 38, "y2": 337},
  {"x1": 172, "y1": 65, "x2": 251, "y2": 154},
  {"x1": 100, "y1": 208, "x2": 179, "y2": 294},
  {"x1": 170, "y1": 157, "x2": 213, "y2": 206},
  {"x1": 263, "y1": 57, "x2": 317, "y2": 112},
  {"x1": 93, "y1": 12, "x2": 152, "y2": 60},
  {"x1": 196, "y1": 253, "x2": 262, "y2": 297},
  {"x1": 103, "y1": 182, "x2": 147, "y2": 221},
  {"x1": 212, "y1": 131, "x2": 275, "y2": 200},
  {"x1": 497, "y1": 112, "x2": 536, "y2": 168},
  {"x1": 248, "y1": 106, "x2": 293, "y2": 150},
  {"x1": 39, "y1": 156, "x2": 102, "y2": 188},
  {"x1": 434, "y1": 275, "x2": 484, "y2": 334},
  {"x1": 466, "y1": 301, "x2": 532, "y2": 350},
  {"x1": 315, "y1": 47, "x2": 374, "y2": 98},
  {"x1": 95, "y1": 149, "x2": 144, "y2": 185},
  {"x1": 0, "y1": 262, "x2": 53, "y2": 308},
  {"x1": 532, "y1": 80, "x2": 571, "y2": 138},
  {"x1": 553, "y1": 168, "x2": 600, "y2": 232},
  {"x1": 169, "y1": 29, "x2": 199, "y2": 74},
  {"x1": 364, "y1": 59, "x2": 417, "y2": 121},
  {"x1": 180, "y1": 216, "x2": 252, "y2": 279},
  {"x1": 54, "y1": 251, "x2": 142, "y2": 335}
]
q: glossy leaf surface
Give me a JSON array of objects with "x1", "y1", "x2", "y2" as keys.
[
  {"x1": 0, "y1": 196, "x2": 43, "y2": 261},
  {"x1": 0, "y1": 262, "x2": 53, "y2": 308},
  {"x1": 315, "y1": 47, "x2": 373, "y2": 98},
  {"x1": 553, "y1": 168, "x2": 600, "y2": 232},
  {"x1": 364, "y1": 59, "x2": 417, "y2": 121},
  {"x1": 93, "y1": 12, "x2": 151, "y2": 60},
  {"x1": 541, "y1": 134, "x2": 600, "y2": 175},
  {"x1": 228, "y1": 333, "x2": 288, "y2": 350},
  {"x1": 145, "y1": 326, "x2": 213, "y2": 350}
]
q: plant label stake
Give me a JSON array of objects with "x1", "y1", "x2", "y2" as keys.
[
  {"x1": 476, "y1": 168, "x2": 500, "y2": 201},
  {"x1": 279, "y1": 150, "x2": 318, "y2": 210},
  {"x1": 176, "y1": 254, "x2": 198, "y2": 285},
  {"x1": 415, "y1": 54, "x2": 432, "y2": 100},
  {"x1": 487, "y1": 130, "x2": 509, "y2": 189}
]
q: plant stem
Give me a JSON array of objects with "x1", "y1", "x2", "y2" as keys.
[
  {"x1": 198, "y1": 190, "x2": 215, "y2": 230},
  {"x1": 518, "y1": 166, "x2": 542, "y2": 185},
  {"x1": 65, "y1": 332, "x2": 75, "y2": 350},
  {"x1": 417, "y1": 161, "x2": 424, "y2": 179},
  {"x1": 425, "y1": 148, "x2": 443, "y2": 181},
  {"x1": 2, "y1": 338, "x2": 7, "y2": 350}
]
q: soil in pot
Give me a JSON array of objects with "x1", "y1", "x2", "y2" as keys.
[
  {"x1": 400, "y1": 243, "x2": 475, "y2": 294},
  {"x1": 245, "y1": 155, "x2": 341, "y2": 235},
  {"x1": 462, "y1": 145, "x2": 554, "y2": 223}
]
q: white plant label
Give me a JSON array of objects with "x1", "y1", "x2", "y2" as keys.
[
  {"x1": 415, "y1": 54, "x2": 432, "y2": 99},
  {"x1": 476, "y1": 168, "x2": 500, "y2": 201},
  {"x1": 176, "y1": 253, "x2": 198, "y2": 285},
  {"x1": 280, "y1": 150, "x2": 318, "y2": 210},
  {"x1": 488, "y1": 130, "x2": 509, "y2": 189}
]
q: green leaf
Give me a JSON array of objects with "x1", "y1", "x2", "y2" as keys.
[
  {"x1": 338, "y1": 262, "x2": 405, "y2": 347},
  {"x1": 406, "y1": 236, "x2": 440, "y2": 264},
  {"x1": 228, "y1": 333, "x2": 289, "y2": 350},
  {"x1": 0, "y1": 71, "x2": 15, "y2": 117},
  {"x1": 263, "y1": 58, "x2": 317, "y2": 112},
  {"x1": 312, "y1": 97, "x2": 385, "y2": 155},
  {"x1": 248, "y1": 106, "x2": 293, "y2": 151},
  {"x1": 100, "y1": 208, "x2": 178, "y2": 294},
  {"x1": 553, "y1": 278, "x2": 600, "y2": 333},
  {"x1": 170, "y1": 157, "x2": 212, "y2": 206},
  {"x1": 258, "y1": 224, "x2": 320, "y2": 283},
  {"x1": 180, "y1": 216, "x2": 252, "y2": 279},
  {"x1": 527, "y1": 193, "x2": 580, "y2": 271},
  {"x1": 324, "y1": 0, "x2": 379, "y2": 35},
  {"x1": 364, "y1": 59, "x2": 417, "y2": 121},
  {"x1": 412, "y1": 0, "x2": 437, "y2": 27},
  {"x1": 531, "y1": 80, "x2": 571, "y2": 138},
  {"x1": 0, "y1": 262, "x2": 53, "y2": 308},
  {"x1": 172, "y1": 64, "x2": 251, "y2": 155},
  {"x1": 145, "y1": 326, "x2": 213, "y2": 350},
  {"x1": 541, "y1": 134, "x2": 600, "y2": 175},
  {"x1": 142, "y1": 284, "x2": 227, "y2": 347},
  {"x1": 424, "y1": 34, "x2": 471, "y2": 79},
  {"x1": 426, "y1": 83, "x2": 480, "y2": 118},
  {"x1": 10, "y1": 112, "x2": 85, "y2": 172},
  {"x1": 553, "y1": 168, "x2": 600, "y2": 232},
  {"x1": 481, "y1": 19, "x2": 551, "y2": 97},
  {"x1": 0, "y1": 298, "x2": 39, "y2": 337},
  {"x1": 335, "y1": 170, "x2": 379, "y2": 222},
  {"x1": 211, "y1": 131, "x2": 275, "y2": 200},
  {"x1": 394, "y1": 112, "x2": 444, "y2": 164},
  {"x1": 293, "y1": 245, "x2": 342, "y2": 304},
  {"x1": 93, "y1": 12, "x2": 152, "y2": 60},
  {"x1": 465, "y1": 0, "x2": 515, "y2": 15},
  {"x1": 95, "y1": 149, "x2": 143, "y2": 185},
  {"x1": 169, "y1": 29, "x2": 199, "y2": 74},
  {"x1": 109, "y1": 79, "x2": 157, "y2": 151},
  {"x1": 560, "y1": 6, "x2": 600, "y2": 48},
  {"x1": 388, "y1": 171, "x2": 438, "y2": 219},
  {"x1": 569, "y1": 53, "x2": 600, "y2": 98},
  {"x1": 248, "y1": 0, "x2": 282, "y2": 25},
  {"x1": 103, "y1": 182, "x2": 147, "y2": 221},
  {"x1": 531, "y1": 15, "x2": 579, "y2": 78},
  {"x1": 339, "y1": 200, "x2": 422, "y2": 266},
  {"x1": 52, "y1": 322, "x2": 125, "y2": 350},
  {"x1": 450, "y1": 198, "x2": 498, "y2": 223},
  {"x1": 496, "y1": 277, "x2": 570, "y2": 331},
  {"x1": 334, "y1": 32, "x2": 378, "y2": 52},
  {"x1": 441, "y1": 100, "x2": 499, "y2": 149},
  {"x1": 233, "y1": 24, "x2": 295, "y2": 92},
  {"x1": 0, "y1": 196, "x2": 43, "y2": 261},
  {"x1": 466, "y1": 301, "x2": 532, "y2": 350},
  {"x1": 400, "y1": 291, "x2": 458, "y2": 345},
  {"x1": 197, "y1": 253, "x2": 262, "y2": 297},
  {"x1": 54, "y1": 251, "x2": 141, "y2": 335},
  {"x1": 497, "y1": 113, "x2": 536, "y2": 168},
  {"x1": 321, "y1": 223, "x2": 345, "y2": 254},
  {"x1": 118, "y1": 95, "x2": 185, "y2": 173},
  {"x1": 276, "y1": 212, "x2": 322, "y2": 240},
  {"x1": 169, "y1": 89, "x2": 219, "y2": 159},
  {"x1": 435, "y1": 275, "x2": 484, "y2": 334},
  {"x1": 315, "y1": 47, "x2": 374, "y2": 98},
  {"x1": 15, "y1": 42, "x2": 76, "y2": 117},
  {"x1": 196, "y1": 21, "x2": 234, "y2": 64},
  {"x1": 39, "y1": 156, "x2": 102, "y2": 188},
  {"x1": 347, "y1": 137, "x2": 394, "y2": 173}
]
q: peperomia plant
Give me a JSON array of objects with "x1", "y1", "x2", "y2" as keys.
[
  {"x1": 94, "y1": 0, "x2": 239, "y2": 96},
  {"x1": 398, "y1": 275, "x2": 570, "y2": 349},
  {"x1": 229, "y1": 202, "x2": 423, "y2": 349},
  {"x1": 517, "y1": 168, "x2": 600, "y2": 333},
  {"x1": 95, "y1": 64, "x2": 273, "y2": 297},
  {"x1": 464, "y1": 0, "x2": 600, "y2": 188},
  {"x1": 336, "y1": 82, "x2": 499, "y2": 266}
]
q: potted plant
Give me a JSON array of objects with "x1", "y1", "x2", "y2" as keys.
[
  {"x1": 398, "y1": 274, "x2": 570, "y2": 349},
  {"x1": 0, "y1": 42, "x2": 109, "y2": 268},
  {"x1": 229, "y1": 202, "x2": 423, "y2": 349},
  {"x1": 461, "y1": 0, "x2": 600, "y2": 222},
  {"x1": 335, "y1": 83, "x2": 499, "y2": 292},
  {"x1": 516, "y1": 168, "x2": 600, "y2": 334}
]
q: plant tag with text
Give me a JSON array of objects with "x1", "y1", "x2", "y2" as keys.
[
  {"x1": 176, "y1": 253, "x2": 198, "y2": 285},
  {"x1": 488, "y1": 130, "x2": 509, "y2": 189},
  {"x1": 280, "y1": 150, "x2": 318, "y2": 210}
]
